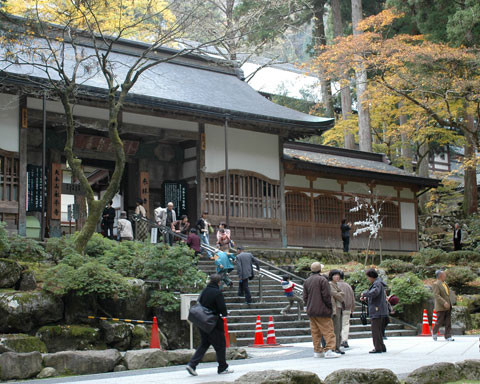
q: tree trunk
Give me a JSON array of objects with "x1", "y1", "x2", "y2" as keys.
[
  {"x1": 417, "y1": 141, "x2": 430, "y2": 211},
  {"x1": 313, "y1": 0, "x2": 334, "y2": 118},
  {"x1": 464, "y1": 114, "x2": 478, "y2": 216},
  {"x1": 399, "y1": 111, "x2": 413, "y2": 171},
  {"x1": 364, "y1": 236, "x2": 371, "y2": 266},
  {"x1": 351, "y1": 0, "x2": 371, "y2": 152},
  {"x1": 332, "y1": 0, "x2": 355, "y2": 149}
]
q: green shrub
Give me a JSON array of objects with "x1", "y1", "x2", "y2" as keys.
[
  {"x1": 446, "y1": 266, "x2": 477, "y2": 288},
  {"x1": 294, "y1": 257, "x2": 319, "y2": 273},
  {"x1": 390, "y1": 272, "x2": 432, "y2": 312},
  {"x1": 447, "y1": 251, "x2": 480, "y2": 264},
  {"x1": 6, "y1": 235, "x2": 47, "y2": 262},
  {"x1": 413, "y1": 248, "x2": 448, "y2": 266},
  {"x1": 81, "y1": 233, "x2": 117, "y2": 258},
  {"x1": 379, "y1": 259, "x2": 415, "y2": 274},
  {"x1": 0, "y1": 222, "x2": 10, "y2": 255},
  {"x1": 345, "y1": 269, "x2": 370, "y2": 296},
  {"x1": 143, "y1": 245, "x2": 206, "y2": 312},
  {"x1": 45, "y1": 236, "x2": 78, "y2": 263},
  {"x1": 99, "y1": 241, "x2": 153, "y2": 278}
]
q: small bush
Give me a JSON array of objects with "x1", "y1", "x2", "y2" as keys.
[
  {"x1": 45, "y1": 236, "x2": 78, "y2": 263},
  {"x1": 446, "y1": 266, "x2": 477, "y2": 288},
  {"x1": 447, "y1": 251, "x2": 480, "y2": 265},
  {"x1": 412, "y1": 248, "x2": 448, "y2": 266},
  {"x1": 5, "y1": 235, "x2": 47, "y2": 262},
  {"x1": 345, "y1": 269, "x2": 370, "y2": 296},
  {"x1": 0, "y1": 222, "x2": 10, "y2": 255},
  {"x1": 99, "y1": 241, "x2": 152, "y2": 278},
  {"x1": 379, "y1": 259, "x2": 415, "y2": 274},
  {"x1": 81, "y1": 233, "x2": 117, "y2": 258},
  {"x1": 390, "y1": 272, "x2": 432, "y2": 313},
  {"x1": 294, "y1": 257, "x2": 319, "y2": 273}
]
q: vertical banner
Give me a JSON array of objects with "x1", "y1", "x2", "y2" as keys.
[
  {"x1": 50, "y1": 163, "x2": 62, "y2": 220},
  {"x1": 140, "y1": 171, "x2": 149, "y2": 217}
]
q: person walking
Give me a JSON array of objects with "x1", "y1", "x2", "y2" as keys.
[
  {"x1": 432, "y1": 270, "x2": 454, "y2": 341},
  {"x1": 186, "y1": 274, "x2": 233, "y2": 376},
  {"x1": 303, "y1": 262, "x2": 341, "y2": 359},
  {"x1": 173, "y1": 215, "x2": 190, "y2": 242},
  {"x1": 216, "y1": 228, "x2": 231, "y2": 251},
  {"x1": 329, "y1": 270, "x2": 345, "y2": 354},
  {"x1": 280, "y1": 276, "x2": 304, "y2": 320},
  {"x1": 453, "y1": 223, "x2": 462, "y2": 251},
  {"x1": 117, "y1": 211, "x2": 133, "y2": 241},
  {"x1": 102, "y1": 201, "x2": 116, "y2": 239},
  {"x1": 338, "y1": 272, "x2": 355, "y2": 349},
  {"x1": 186, "y1": 228, "x2": 202, "y2": 256},
  {"x1": 214, "y1": 251, "x2": 235, "y2": 288},
  {"x1": 196, "y1": 212, "x2": 212, "y2": 257},
  {"x1": 361, "y1": 269, "x2": 388, "y2": 353},
  {"x1": 340, "y1": 219, "x2": 352, "y2": 253},
  {"x1": 235, "y1": 246, "x2": 259, "y2": 306}
]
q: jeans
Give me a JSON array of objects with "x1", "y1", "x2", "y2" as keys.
[
  {"x1": 200, "y1": 233, "x2": 212, "y2": 257},
  {"x1": 281, "y1": 295, "x2": 303, "y2": 320},
  {"x1": 163, "y1": 232, "x2": 174, "y2": 246},
  {"x1": 219, "y1": 270, "x2": 232, "y2": 288},
  {"x1": 238, "y1": 278, "x2": 252, "y2": 304},
  {"x1": 188, "y1": 326, "x2": 228, "y2": 373}
]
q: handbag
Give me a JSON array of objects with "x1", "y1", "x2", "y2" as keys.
[
  {"x1": 360, "y1": 302, "x2": 368, "y2": 325},
  {"x1": 187, "y1": 292, "x2": 218, "y2": 333}
]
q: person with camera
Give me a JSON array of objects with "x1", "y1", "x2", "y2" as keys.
[
  {"x1": 186, "y1": 274, "x2": 233, "y2": 376},
  {"x1": 360, "y1": 268, "x2": 388, "y2": 354}
]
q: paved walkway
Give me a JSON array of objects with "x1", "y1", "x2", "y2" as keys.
[{"x1": 21, "y1": 336, "x2": 479, "y2": 384}]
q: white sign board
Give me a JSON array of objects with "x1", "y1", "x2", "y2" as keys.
[{"x1": 180, "y1": 293, "x2": 200, "y2": 320}]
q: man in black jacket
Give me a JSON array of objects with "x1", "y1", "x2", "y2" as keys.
[
  {"x1": 186, "y1": 274, "x2": 233, "y2": 376},
  {"x1": 102, "y1": 201, "x2": 115, "y2": 239}
]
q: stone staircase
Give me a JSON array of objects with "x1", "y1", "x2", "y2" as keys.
[{"x1": 197, "y1": 259, "x2": 417, "y2": 347}]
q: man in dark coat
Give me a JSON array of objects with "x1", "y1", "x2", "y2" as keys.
[
  {"x1": 235, "y1": 246, "x2": 260, "y2": 306},
  {"x1": 102, "y1": 201, "x2": 115, "y2": 239},
  {"x1": 340, "y1": 219, "x2": 352, "y2": 253},
  {"x1": 361, "y1": 269, "x2": 388, "y2": 353},
  {"x1": 186, "y1": 274, "x2": 233, "y2": 376},
  {"x1": 453, "y1": 223, "x2": 462, "y2": 251},
  {"x1": 303, "y1": 262, "x2": 340, "y2": 359}
]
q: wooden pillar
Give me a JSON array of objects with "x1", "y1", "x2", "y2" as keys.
[
  {"x1": 197, "y1": 123, "x2": 206, "y2": 218},
  {"x1": 18, "y1": 96, "x2": 28, "y2": 236},
  {"x1": 279, "y1": 137, "x2": 287, "y2": 247}
]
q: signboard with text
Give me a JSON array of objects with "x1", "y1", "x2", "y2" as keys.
[
  {"x1": 49, "y1": 163, "x2": 62, "y2": 220},
  {"x1": 27, "y1": 165, "x2": 44, "y2": 212},
  {"x1": 162, "y1": 181, "x2": 187, "y2": 217}
]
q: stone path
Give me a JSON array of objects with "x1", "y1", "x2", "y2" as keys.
[{"x1": 20, "y1": 336, "x2": 480, "y2": 384}]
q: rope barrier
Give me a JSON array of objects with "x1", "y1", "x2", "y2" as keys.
[{"x1": 87, "y1": 316, "x2": 153, "y2": 324}]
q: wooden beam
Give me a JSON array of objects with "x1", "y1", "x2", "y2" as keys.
[
  {"x1": 197, "y1": 123, "x2": 206, "y2": 218},
  {"x1": 18, "y1": 96, "x2": 27, "y2": 236},
  {"x1": 279, "y1": 137, "x2": 287, "y2": 247}
]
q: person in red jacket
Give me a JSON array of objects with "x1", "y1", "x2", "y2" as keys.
[{"x1": 186, "y1": 228, "x2": 202, "y2": 256}]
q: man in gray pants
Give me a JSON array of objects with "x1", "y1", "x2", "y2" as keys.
[{"x1": 235, "y1": 246, "x2": 260, "y2": 306}]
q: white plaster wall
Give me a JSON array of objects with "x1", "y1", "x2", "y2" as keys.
[
  {"x1": 344, "y1": 181, "x2": 370, "y2": 194},
  {"x1": 313, "y1": 178, "x2": 341, "y2": 191},
  {"x1": 28, "y1": 97, "x2": 109, "y2": 120},
  {"x1": 375, "y1": 185, "x2": 397, "y2": 198},
  {"x1": 400, "y1": 202, "x2": 416, "y2": 230},
  {"x1": 0, "y1": 93, "x2": 19, "y2": 152},
  {"x1": 285, "y1": 174, "x2": 310, "y2": 188},
  {"x1": 184, "y1": 147, "x2": 196, "y2": 159},
  {"x1": 123, "y1": 112, "x2": 197, "y2": 132},
  {"x1": 182, "y1": 160, "x2": 196, "y2": 179},
  {"x1": 400, "y1": 188, "x2": 414, "y2": 199},
  {"x1": 205, "y1": 124, "x2": 279, "y2": 180}
]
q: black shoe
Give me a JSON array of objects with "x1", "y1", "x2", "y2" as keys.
[
  {"x1": 186, "y1": 365, "x2": 198, "y2": 376},
  {"x1": 382, "y1": 347, "x2": 387, "y2": 352},
  {"x1": 383, "y1": 336, "x2": 388, "y2": 340},
  {"x1": 341, "y1": 342, "x2": 350, "y2": 348},
  {"x1": 335, "y1": 349, "x2": 345, "y2": 355},
  {"x1": 369, "y1": 349, "x2": 382, "y2": 354}
]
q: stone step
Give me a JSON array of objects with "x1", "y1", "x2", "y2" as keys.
[
  {"x1": 234, "y1": 329, "x2": 418, "y2": 346},
  {"x1": 227, "y1": 302, "x2": 302, "y2": 310}
]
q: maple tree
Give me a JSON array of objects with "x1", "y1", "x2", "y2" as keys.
[
  {"x1": 310, "y1": 9, "x2": 480, "y2": 214},
  {"x1": 0, "y1": 0, "x2": 236, "y2": 252}
]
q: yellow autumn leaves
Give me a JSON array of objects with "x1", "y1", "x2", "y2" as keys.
[{"x1": 4, "y1": 0, "x2": 176, "y2": 42}]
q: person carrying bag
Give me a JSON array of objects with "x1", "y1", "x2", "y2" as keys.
[{"x1": 186, "y1": 274, "x2": 234, "y2": 377}]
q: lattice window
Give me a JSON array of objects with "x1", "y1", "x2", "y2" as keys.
[
  {"x1": 382, "y1": 201, "x2": 400, "y2": 228},
  {"x1": 285, "y1": 192, "x2": 310, "y2": 222},
  {"x1": 314, "y1": 195, "x2": 342, "y2": 224},
  {"x1": 205, "y1": 172, "x2": 280, "y2": 219},
  {"x1": 344, "y1": 198, "x2": 367, "y2": 224},
  {"x1": 0, "y1": 151, "x2": 19, "y2": 202}
]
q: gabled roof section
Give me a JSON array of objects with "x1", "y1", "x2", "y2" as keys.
[
  {"x1": 0, "y1": 22, "x2": 334, "y2": 134},
  {"x1": 284, "y1": 142, "x2": 440, "y2": 188}
]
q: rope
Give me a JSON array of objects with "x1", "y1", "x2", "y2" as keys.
[{"x1": 87, "y1": 316, "x2": 153, "y2": 324}]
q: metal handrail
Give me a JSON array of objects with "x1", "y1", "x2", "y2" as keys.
[{"x1": 256, "y1": 258, "x2": 306, "y2": 282}]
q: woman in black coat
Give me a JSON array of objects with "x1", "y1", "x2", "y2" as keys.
[{"x1": 361, "y1": 269, "x2": 388, "y2": 354}]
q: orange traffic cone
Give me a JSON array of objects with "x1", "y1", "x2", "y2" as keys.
[
  {"x1": 432, "y1": 310, "x2": 441, "y2": 335},
  {"x1": 266, "y1": 316, "x2": 279, "y2": 345},
  {"x1": 252, "y1": 315, "x2": 264, "y2": 346},
  {"x1": 224, "y1": 317, "x2": 230, "y2": 348},
  {"x1": 150, "y1": 316, "x2": 161, "y2": 349},
  {"x1": 419, "y1": 309, "x2": 431, "y2": 336}
]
